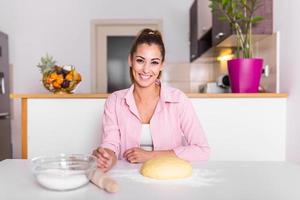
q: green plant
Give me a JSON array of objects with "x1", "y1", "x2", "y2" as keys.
[
  {"x1": 209, "y1": 0, "x2": 264, "y2": 58},
  {"x1": 37, "y1": 54, "x2": 56, "y2": 74}
]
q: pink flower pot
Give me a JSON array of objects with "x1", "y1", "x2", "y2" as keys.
[{"x1": 227, "y1": 58, "x2": 263, "y2": 93}]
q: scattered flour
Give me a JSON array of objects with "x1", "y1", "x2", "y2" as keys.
[
  {"x1": 109, "y1": 169, "x2": 221, "y2": 187},
  {"x1": 36, "y1": 169, "x2": 89, "y2": 190}
]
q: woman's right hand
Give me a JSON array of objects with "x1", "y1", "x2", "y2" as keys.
[{"x1": 92, "y1": 147, "x2": 116, "y2": 172}]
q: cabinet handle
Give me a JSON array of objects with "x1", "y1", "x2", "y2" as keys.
[
  {"x1": 0, "y1": 112, "x2": 10, "y2": 119},
  {"x1": 0, "y1": 72, "x2": 5, "y2": 94},
  {"x1": 215, "y1": 32, "x2": 225, "y2": 39}
]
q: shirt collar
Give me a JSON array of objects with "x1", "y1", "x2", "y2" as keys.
[{"x1": 123, "y1": 81, "x2": 181, "y2": 106}]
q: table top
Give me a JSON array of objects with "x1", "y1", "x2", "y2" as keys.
[{"x1": 1, "y1": 160, "x2": 300, "y2": 200}]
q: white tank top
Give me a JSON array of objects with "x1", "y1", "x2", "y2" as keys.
[{"x1": 140, "y1": 124, "x2": 153, "y2": 151}]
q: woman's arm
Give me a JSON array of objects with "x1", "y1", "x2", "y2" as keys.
[
  {"x1": 173, "y1": 96, "x2": 210, "y2": 162},
  {"x1": 93, "y1": 93, "x2": 121, "y2": 171},
  {"x1": 123, "y1": 148, "x2": 176, "y2": 163}
]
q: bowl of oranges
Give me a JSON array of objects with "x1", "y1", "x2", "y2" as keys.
[{"x1": 37, "y1": 55, "x2": 81, "y2": 94}]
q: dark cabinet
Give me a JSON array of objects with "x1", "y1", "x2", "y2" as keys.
[
  {"x1": 189, "y1": 0, "x2": 198, "y2": 61},
  {"x1": 212, "y1": 9, "x2": 232, "y2": 46},
  {"x1": 212, "y1": 0, "x2": 273, "y2": 46},
  {"x1": 189, "y1": 0, "x2": 212, "y2": 61}
]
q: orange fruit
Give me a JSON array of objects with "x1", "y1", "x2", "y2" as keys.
[
  {"x1": 66, "y1": 73, "x2": 73, "y2": 81},
  {"x1": 52, "y1": 81, "x2": 61, "y2": 88}
]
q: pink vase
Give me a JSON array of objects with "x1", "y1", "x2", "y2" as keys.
[{"x1": 227, "y1": 58, "x2": 263, "y2": 93}]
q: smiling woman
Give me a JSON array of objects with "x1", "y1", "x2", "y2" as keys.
[{"x1": 92, "y1": 28, "x2": 210, "y2": 172}]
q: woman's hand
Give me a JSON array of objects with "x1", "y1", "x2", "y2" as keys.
[
  {"x1": 123, "y1": 147, "x2": 153, "y2": 163},
  {"x1": 92, "y1": 147, "x2": 116, "y2": 172}
]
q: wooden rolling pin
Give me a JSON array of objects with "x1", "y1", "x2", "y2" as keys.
[{"x1": 89, "y1": 169, "x2": 119, "y2": 193}]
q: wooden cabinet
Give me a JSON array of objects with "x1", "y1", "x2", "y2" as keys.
[
  {"x1": 212, "y1": 0, "x2": 273, "y2": 46},
  {"x1": 189, "y1": 0, "x2": 212, "y2": 61},
  {"x1": 197, "y1": 0, "x2": 212, "y2": 39},
  {"x1": 189, "y1": 0, "x2": 198, "y2": 61}
]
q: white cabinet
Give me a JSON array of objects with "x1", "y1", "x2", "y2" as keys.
[{"x1": 23, "y1": 97, "x2": 286, "y2": 161}]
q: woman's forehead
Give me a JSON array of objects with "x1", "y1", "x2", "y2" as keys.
[{"x1": 134, "y1": 43, "x2": 162, "y2": 59}]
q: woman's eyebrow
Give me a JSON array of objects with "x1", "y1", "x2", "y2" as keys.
[
  {"x1": 151, "y1": 58, "x2": 161, "y2": 61},
  {"x1": 135, "y1": 56, "x2": 145, "y2": 59},
  {"x1": 135, "y1": 56, "x2": 161, "y2": 61}
]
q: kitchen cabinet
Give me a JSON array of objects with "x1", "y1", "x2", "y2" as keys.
[
  {"x1": 189, "y1": 0, "x2": 212, "y2": 61},
  {"x1": 12, "y1": 93, "x2": 287, "y2": 161},
  {"x1": 212, "y1": 0, "x2": 273, "y2": 46}
]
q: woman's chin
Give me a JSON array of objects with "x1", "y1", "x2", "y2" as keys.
[{"x1": 135, "y1": 79, "x2": 156, "y2": 88}]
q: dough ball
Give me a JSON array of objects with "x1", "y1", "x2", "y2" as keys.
[{"x1": 140, "y1": 156, "x2": 192, "y2": 180}]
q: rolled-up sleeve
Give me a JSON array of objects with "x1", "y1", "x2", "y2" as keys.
[
  {"x1": 100, "y1": 94, "x2": 121, "y2": 158},
  {"x1": 173, "y1": 96, "x2": 210, "y2": 162}
]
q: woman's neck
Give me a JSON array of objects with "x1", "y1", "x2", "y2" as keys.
[{"x1": 133, "y1": 82, "x2": 160, "y2": 103}]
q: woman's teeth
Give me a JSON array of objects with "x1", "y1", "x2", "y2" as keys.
[{"x1": 140, "y1": 74, "x2": 151, "y2": 80}]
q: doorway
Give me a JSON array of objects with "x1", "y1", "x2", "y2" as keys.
[{"x1": 91, "y1": 19, "x2": 163, "y2": 93}]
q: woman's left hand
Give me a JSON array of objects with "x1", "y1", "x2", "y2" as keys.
[{"x1": 123, "y1": 147, "x2": 153, "y2": 163}]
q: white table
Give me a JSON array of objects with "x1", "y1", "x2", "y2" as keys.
[{"x1": 1, "y1": 160, "x2": 300, "y2": 200}]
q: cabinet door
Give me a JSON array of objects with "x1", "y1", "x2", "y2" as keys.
[
  {"x1": 197, "y1": 0, "x2": 212, "y2": 39},
  {"x1": 190, "y1": 0, "x2": 198, "y2": 61},
  {"x1": 212, "y1": 9, "x2": 232, "y2": 46}
]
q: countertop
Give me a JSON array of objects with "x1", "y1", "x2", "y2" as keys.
[
  {"x1": 10, "y1": 93, "x2": 288, "y2": 99},
  {"x1": 1, "y1": 160, "x2": 300, "y2": 200}
]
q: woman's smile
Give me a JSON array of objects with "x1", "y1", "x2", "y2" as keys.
[{"x1": 139, "y1": 73, "x2": 152, "y2": 81}]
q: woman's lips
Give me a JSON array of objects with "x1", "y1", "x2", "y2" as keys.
[{"x1": 139, "y1": 73, "x2": 152, "y2": 80}]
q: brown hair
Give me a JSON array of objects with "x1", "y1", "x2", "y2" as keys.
[{"x1": 129, "y1": 28, "x2": 165, "y2": 82}]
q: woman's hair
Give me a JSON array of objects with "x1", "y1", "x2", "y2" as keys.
[{"x1": 129, "y1": 28, "x2": 165, "y2": 82}]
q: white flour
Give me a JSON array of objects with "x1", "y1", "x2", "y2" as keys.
[
  {"x1": 109, "y1": 169, "x2": 221, "y2": 187},
  {"x1": 36, "y1": 169, "x2": 89, "y2": 190}
]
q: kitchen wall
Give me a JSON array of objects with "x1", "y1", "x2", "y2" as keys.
[
  {"x1": 274, "y1": 0, "x2": 300, "y2": 165},
  {"x1": 0, "y1": 0, "x2": 194, "y2": 158}
]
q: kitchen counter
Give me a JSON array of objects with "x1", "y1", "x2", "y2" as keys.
[
  {"x1": 1, "y1": 159, "x2": 300, "y2": 200},
  {"x1": 10, "y1": 93, "x2": 287, "y2": 160},
  {"x1": 10, "y1": 93, "x2": 288, "y2": 99}
]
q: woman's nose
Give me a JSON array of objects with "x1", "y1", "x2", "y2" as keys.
[{"x1": 142, "y1": 62, "x2": 151, "y2": 73}]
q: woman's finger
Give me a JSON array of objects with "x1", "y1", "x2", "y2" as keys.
[{"x1": 123, "y1": 148, "x2": 135, "y2": 159}]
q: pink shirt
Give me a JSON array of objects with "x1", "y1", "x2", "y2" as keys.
[{"x1": 100, "y1": 84, "x2": 210, "y2": 162}]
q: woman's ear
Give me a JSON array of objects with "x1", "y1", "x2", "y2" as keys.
[
  {"x1": 160, "y1": 61, "x2": 165, "y2": 71},
  {"x1": 128, "y1": 55, "x2": 132, "y2": 67}
]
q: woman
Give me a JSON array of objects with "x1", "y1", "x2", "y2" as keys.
[{"x1": 93, "y1": 28, "x2": 210, "y2": 172}]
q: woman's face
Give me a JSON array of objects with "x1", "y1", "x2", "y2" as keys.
[{"x1": 129, "y1": 43, "x2": 164, "y2": 88}]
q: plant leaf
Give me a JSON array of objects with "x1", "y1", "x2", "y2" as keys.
[
  {"x1": 251, "y1": 16, "x2": 264, "y2": 23},
  {"x1": 218, "y1": 16, "x2": 228, "y2": 21}
]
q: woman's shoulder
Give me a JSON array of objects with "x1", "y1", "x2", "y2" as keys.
[
  {"x1": 162, "y1": 84, "x2": 188, "y2": 103},
  {"x1": 106, "y1": 88, "x2": 130, "y2": 101}
]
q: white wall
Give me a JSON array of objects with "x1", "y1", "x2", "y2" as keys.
[
  {"x1": 0, "y1": 0, "x2": 194, "y2": 158},
  {"x1": 274, "y1": 0, "x2": 300, "y2": 164}
]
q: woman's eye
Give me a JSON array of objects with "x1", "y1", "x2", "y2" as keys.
[
  {"x1": 151, "y1": 61, "x2": 159, "y2": 65},
  {"x1": 136, "y1": 59, "x2": 144, "y2": 63}
]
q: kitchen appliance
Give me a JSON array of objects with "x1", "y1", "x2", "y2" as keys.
[
  {"x1": 0, "y1": 31, "x2": 12, "y2": 160},
  {"x1": 199, "y1": 75, "x2": 230, "y2": 93}
]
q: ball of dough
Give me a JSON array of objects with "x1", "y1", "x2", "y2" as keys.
[{"x1": 140, "y1": 156, "x2": 192, "y2": 180}]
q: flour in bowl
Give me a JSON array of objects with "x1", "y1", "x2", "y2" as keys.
[{"x1": 36, "y1": 169, "x2": 89, "y2": 190}]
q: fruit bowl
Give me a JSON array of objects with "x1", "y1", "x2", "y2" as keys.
[
  {"x1": 31, "y1": 154, "x2": 96, "y2": 191},
  {"x1": 37, "y1": 55, "x2": 82, "y2": 94},
  {"x1": 42, "y1": 65, "x2": 81, "y2": 94}
]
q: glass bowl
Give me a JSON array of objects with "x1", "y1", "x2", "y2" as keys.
[{"x1": 31, "y1": 154, "x2": 97, "y2": 191}]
